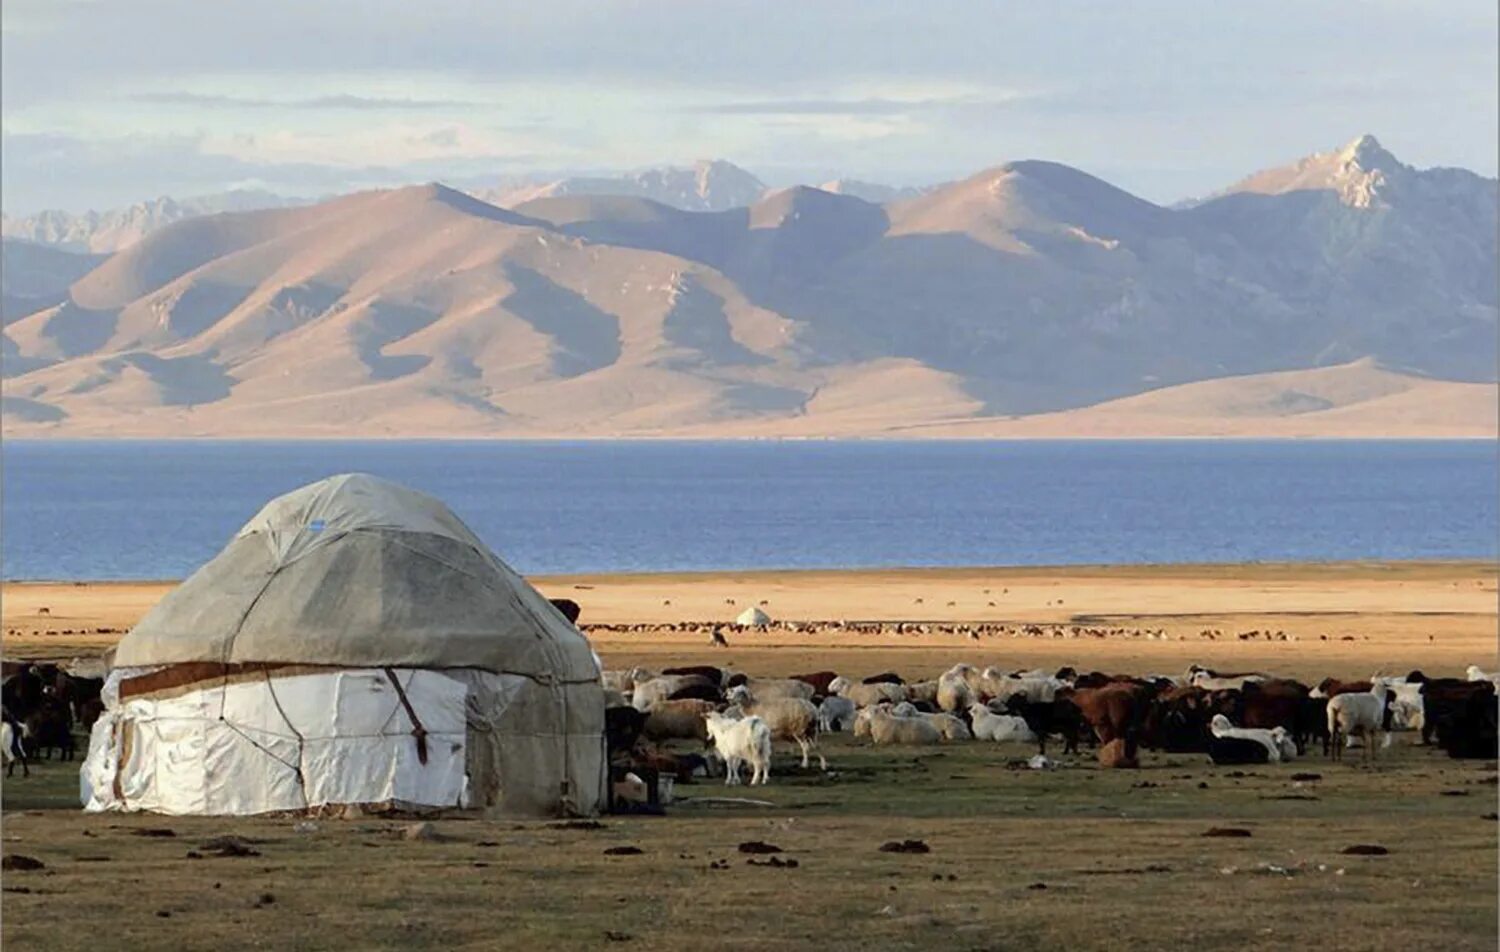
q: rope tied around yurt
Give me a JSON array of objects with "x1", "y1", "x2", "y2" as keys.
[{"x1": 384, "y1": 667, "x2": 430, "y2": 765}]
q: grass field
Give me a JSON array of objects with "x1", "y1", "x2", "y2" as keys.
[{"x1": 3, "y1": 562, "x2": 1497, "y2": 949}]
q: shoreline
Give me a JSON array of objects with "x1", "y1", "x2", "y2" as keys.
[{"x1": 4, "y1": 557, "x2": 1495, "y2": 587}]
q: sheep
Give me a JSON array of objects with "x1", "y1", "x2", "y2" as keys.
[
  {"x1": 1466, "y1": 665, "x2": 1500, "y2": 687},
  {"x1": 817, "y1": 696, "x2": 857, "y2": 733},
  {"x1": 906, "y1": 680, "x2": 940, "y2": 706},
  {"x1": 1327, "y1": 683, "x2": 1392, "y2": 762},
  {"x1": 734, "y1": 677, "x2": 815, "y2": 702},
  {"x1": 1269, "y1": 726, "x2": 1298, "y2": 761},
  {"x1": 1209, "y1": 714, "x2": 1283, "y2": 762},
  {"x1": 1, "y1": 718, "x2": 27, "y2": 778},
  {"x1": 703, "y1": 713, "x2": 773, "y2": 785},
  {"x1": 968, "y1": 703, "x2": 1038, "y2": 744},
  {"x1": 631, "y1": 675, "x2": 714, "y2": 711},
  {"x1": 603, "y1": 667, "x2": 654, "y2": 695},
  {"x1": 925, "y1": 712, "x2": 973, "y2": 741},
  {"x1": 725, "y1": 689, "x2": 827, "y2": 770},
  {"x1": 1188, "y1": 666, "x2": 1269, "y2": 692},
  {"x1": 829, "y1": 676, "x2": 905, "y2": 708},
  {"x1": 642, "y1": 699, "x2": 717, "y2": 745},
  {"x1": 936, "y1": 666, "x2": 976, "y2": 713},
  {"x1": 865, "y1": 709, "x2": 941, "y2": 746},
  {"x1": 980, "y1": 668, "x2": 1062, "y2": 704}
]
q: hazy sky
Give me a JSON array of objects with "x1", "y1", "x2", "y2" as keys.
[{"x1": 3, "y1": 0, "x2": 1496, "y2": 213}]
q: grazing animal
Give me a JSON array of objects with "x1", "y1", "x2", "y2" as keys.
[
  {"x1": 1209, "y1": 714, "x2": 1283, "y2": 762},
  {"x1": 1142, "y1": 686, "x2": 1211, "y2": 753},
  {"x1": 1002, "y1": 695, "x2": 1083, "y2": 755},
  {"x1": 729, "y1": 678, "x2": 815, "y2": 702},
  {"x1": 968, "y1": 704, "x2": 1037, "y2": 743},
  {"x1": 1326, "y1": 683, "x2": 1393, "y2": 762},
  {"x1": 1208, "y1": 734, "x2": 1271, "y2": 765},
  {"x1": 21, "y1": 699, "x2": 74, "y2": 761},
  {"x1": 936, "y1": 666, "x2": 976, "y2": 713},
  {"x1": 548, "y1": 598, "x2": 582, "y2": 624},
  {"x1": 817, "y1": 696, "x2": 857, "y2": 733},
  {"x1": 605, "y1": 706, "x2": 650, "y2": 760},
  {"x1": 709, "y1": 627, "x2": 729, "y2": 648},
  {"x1": 1058, "y1": 683, "x2": 1153, "y2": 753},
  {"x1": 1465, "y1": 665, "x2": 1500, "y2": 687},
  {"x1": 643, "y1": 700, "x2": 717, "y2": 745},
  {"x1": 1434, "y1": 684, "x2": 1498, "y2": 759},
  {"x1": 1, "y1": 713, "x2": 27, "y2": 778},
  {"x1": 661, "y1": 665, "x2": 727, "y2": 686},
  {"x1": 703, "y1": 713, "x2": 773, "y2": 785},
  {"x1": 726, "y1": 689, "x2": 827, "y2": 770},
  {"x1": 631, "y1": 675, "x2": 715, "y2": 711},
  {"x1": 862, "y1": 672, "x2": 905, "y2": 686},
  {"x1": 829, "y1": 676, "x2": 905, "y2": 708},
  {"x1": 791, "y1": 671, "x2": 841, "y2": 697},
  {"x1": 865, "y1": 709, "x2": 942, "y2": 746}
]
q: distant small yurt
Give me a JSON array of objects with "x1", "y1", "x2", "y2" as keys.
[
  {"x1": 736, "y1": 606, "x2": 771, "y2": 626},
  {"x1": 81, "y1": 474, "x2": 605, "y2": 818}
]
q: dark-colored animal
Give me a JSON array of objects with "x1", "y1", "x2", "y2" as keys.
[
  {"x1": 662, "y1": 665, "x2": 726, "y2": 685},
  {"x1": 605, "y1": 706, "x2": 649, "y2": 762},
  {"x1": 1208, "y1": 735, "x2": 1271, "y2": 765},
  {"x1": 791, "y1": 671, "x2": 840, "y2": 697},
  {"x1": 50, "y1": 673, "x2": 104, "y2": 725},
  {"x1": 78, "y1": 697, "x2": 105, "y2": 732},
  {"x1": 666, "y1": 682, "x2": 725, "y2": 704},
  {"x1": 862, "y1": 673, "x2": 905, "y2": 686},
  {"x1": 1314, "y1": 678, "x2": 1373, "y2": 697},
  {"x1": 1143, "y1": 686, "x2": 1211, "y2": 752},
  {"x1": 2, "y1": 665, "x2": 45, "y2": 719},
  {"x1": 1421, "y1": 680, "x2": 1496, "y2": 748},
  {"x1": 1004, "y1": 695, "x2": 1084, "y2": 755},
  {"x1": 1433, "y1": 684, "x2": 1497, "y2": 759},
  {"x1": 1211, "y1": 679, "x2": 1314, "y2": 753},
  {"x1": 548, "y1": 598, "x2": 582, "y2": 624},
  {"x1": 1057, "y1": 683, "x2": 1154, "y2": 760},
  {"x1": 23, "y1": 699, "x2": 75, "y2": 761}
]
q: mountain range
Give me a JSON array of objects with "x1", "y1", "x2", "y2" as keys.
[{"x1": 2, "y1": 135, "x2": 1494, "y2": 438}]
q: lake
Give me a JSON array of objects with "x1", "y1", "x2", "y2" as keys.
[{"x1": 1, "y1": 440, "x2": 1494, "y2": 580}]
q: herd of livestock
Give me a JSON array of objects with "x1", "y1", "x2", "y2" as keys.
[{"x1": 603, "y1": 662, "x2": 1500, "y2": 799}]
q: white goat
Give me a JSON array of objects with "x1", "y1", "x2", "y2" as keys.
[
  {"x1": 1209, "y1": 714, "x2": 1283, "y2": 762},
  {"x1": 1327, "y1": 683, "x2": 1391, "y2": 762},
  {"x1": 703, "y1": 713, "x2": 773, "y2": 785}
]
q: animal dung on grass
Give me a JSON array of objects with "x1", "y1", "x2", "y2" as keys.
[
  {"x1": 197, "y1": 835, "x2": 261, "y2": 857},
  {"x1": 603, "y1": 845, "x2": 644, "y2": 856},
  {"x1": 1, "y1": 855, "x2": 45, "y2": 871},
  {"x1": 737, "y1": 840, "x2": 783, "y2": 854},
  {"x1": 879, "y1": 839, "x2": 931, "y2": 854},
  {"x1": 1340, "y1": 844, "x2": 1390, "y2": 855},
  {"x1": 1202, "y1": 827, "x2": 1253, "y2": 838}
]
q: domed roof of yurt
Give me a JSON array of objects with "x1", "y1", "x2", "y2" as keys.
[{"x1": 115, "y1": 473, "x2": 597, "y2": 680}]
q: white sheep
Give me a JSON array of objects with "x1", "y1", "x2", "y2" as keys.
[
  {"x1": 906, "y1": 680, "x2": 940, "y2": 705},
  {"x1": 981, "y1": 670, "x2": 1061, "y2": 704},
  {"x1": 703, "y1": 712, "x2": 773, "y2": 785},
  {"x1": 1187, "y1": 666, "x2": 1268, "y2": 692},
  {"x1": 734, "y1": 677, "x2": 815, "y2": 702},
  {"x1": 817, "y1": 696, "x2": 857, "y2": 733},
  {"x1": 1326, "y1": 683, "x2": 1391, "y2": 762},
  {"x1": 1269, "y1": 726, "x2": 1298, "y2": 761},
  {"x1": 725, "y1": 689, "x2": 827, "y2": 770},
  {"x1": 866, "y1": 709, "x2": 942, "y2": 745},
  {"x1": 1466, "y1": 665, "x2": 1500, "y2": 687},
  {"x1": 936, "y1": 666, "x2": 976, "y2": 713},
  {"x1": 1209, "y1": 714, "x2": 1283, "y2": 762},
  {"x1": 631, "y1": 674, "x2": 712, "y2": 711},
  {"x1": 829, "y1": 676, "x2": 906, "y2": 708},
  {"x1": 968, "y1": 703, "x2": 1037, "y2": 743}
]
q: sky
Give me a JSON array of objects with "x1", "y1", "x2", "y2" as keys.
[{"x1": 2, "y1": 0, "x2": 1496, "y2": 214}]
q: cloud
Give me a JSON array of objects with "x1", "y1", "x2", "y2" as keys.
[
  {"x1": 126, "y1": 91, "x2": 482, "y2": 111},
  {"x1": 686, "y1": 92, "x2": 1034, "y2": 117}
]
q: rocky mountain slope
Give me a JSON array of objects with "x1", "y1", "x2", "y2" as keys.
[{"x1": 2, "y1": 136, "x2": 1493, "y2": 438}]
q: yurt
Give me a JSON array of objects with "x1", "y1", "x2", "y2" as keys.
[
  {"x1": 736, "y1": 606, "x2": 771, "y2": 626},
  {"x1": 81, "y1": 474, "x2": 606, "y2": 818}
]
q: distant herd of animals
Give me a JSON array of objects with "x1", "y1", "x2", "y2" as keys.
[
  {"x1": 4, "y1": 651, "x2": 1496, "y2": 813},
  {"x1": 603, "y1": 662, "x2": 1500, "y2": 807}
]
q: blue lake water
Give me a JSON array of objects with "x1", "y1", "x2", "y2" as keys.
[{"x1": 1, "y1": 440, "x2": 1495, "y2": 580}]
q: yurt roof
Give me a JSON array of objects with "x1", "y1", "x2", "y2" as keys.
[{"x1": 113, "y1": 473, "x2": 597, "y2": 680}]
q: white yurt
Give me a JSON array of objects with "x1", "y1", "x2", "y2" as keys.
[
  {"x1": 736, "y1": 606, "x2": 771, "y2": 626},
  {"x1": 81, "y1": 473, "x2": 606, "y2": 818}
]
